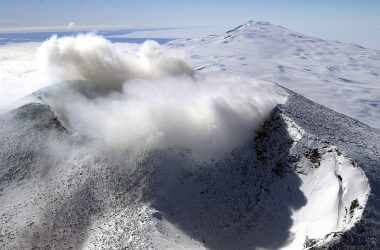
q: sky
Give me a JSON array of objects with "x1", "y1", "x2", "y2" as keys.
[{"x1": 0, "y1": 0, "x2": 380, "y2": 49}]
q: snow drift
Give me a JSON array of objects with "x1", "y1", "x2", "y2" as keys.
[{"x1": 36, "y1": 34, "x2": 286, "y2": 159}]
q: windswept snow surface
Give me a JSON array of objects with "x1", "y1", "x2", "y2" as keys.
[{"x1": 170, "y1": 21, "x2": 380, "y2": 129}]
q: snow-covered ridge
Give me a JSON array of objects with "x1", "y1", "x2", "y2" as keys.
[
  {"x1": 279, "y1": 114, "x2": 370, "y2": 249},
  {"x1": 281, "y1": 89, "x2": 380, "y2": 249}
]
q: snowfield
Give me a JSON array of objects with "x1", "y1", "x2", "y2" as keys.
[
  {"x1": 0, "y1": 42, "x2": 43, "y2": 111},
  {"x1": 0, "y1": 22, "x2": 379, "y2": 250},
  {"x1": 170, "y1": 21, "x2": 380, "y2": 129}
]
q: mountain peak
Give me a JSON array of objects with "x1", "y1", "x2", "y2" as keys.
[
  {"x1": 243, "y1": 20, "x2": 272, "y2": 27},
  {"x1": 226, "y1": 21, "x2": 281, "y2": 34}
]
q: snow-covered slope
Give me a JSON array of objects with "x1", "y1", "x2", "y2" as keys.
[
  {"x1": 170, "y1": 21, "x2": 380, "y2": 129},
  {"x1": 0, "y1": 85, "x2": 375, "y2": 249}
]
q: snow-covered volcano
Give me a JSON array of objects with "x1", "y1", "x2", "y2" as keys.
[
  {"x1": 0, "y1": 86, "x2": 374, "y2": 250},
  {"x1": 171, "y1": 21, "x2": 380, "y2": 129},
  {"x1": 0, "y1": 22, "x2": 379, "y2": 250}
]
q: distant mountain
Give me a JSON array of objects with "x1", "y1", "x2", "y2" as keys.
[{"x1": 171, "y1": 21, "x2": 380, "y2": 129}]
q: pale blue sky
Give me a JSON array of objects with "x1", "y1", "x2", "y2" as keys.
[{"x1": 1, "y1": 0, "x2": 380, "y2": 49}]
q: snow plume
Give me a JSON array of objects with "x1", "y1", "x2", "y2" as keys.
[
  {"x1": 37, "y1": 34, "x2": 287, "y2": 159},
  {"x1": 67, "y1": 22, "x2": 76, "y2": 29}
]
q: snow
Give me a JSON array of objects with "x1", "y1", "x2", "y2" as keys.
[
  {"x1": 0, "y1": 21, "x2": 378, "y2": 249},
  {"x1": 280, "y1": 90, "x2": 380, "y2": 249},
  {"x1": 170, "y1": 21, "x2": 380, "y2": 129},
  {"x1": 285, "y1": 142, "x2": 369, "y2": 249},
  {"x1": 0, "y1": 42, "x2": 45, "y2": 111}
]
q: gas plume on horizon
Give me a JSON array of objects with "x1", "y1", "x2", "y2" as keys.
[{"x1": 35, "y1": 34, "x2": 287, "y2": 159}]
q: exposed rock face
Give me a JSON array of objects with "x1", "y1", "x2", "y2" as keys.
[{"x1": 0, "y1": 88, "x2": 377, "y2": 249}]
